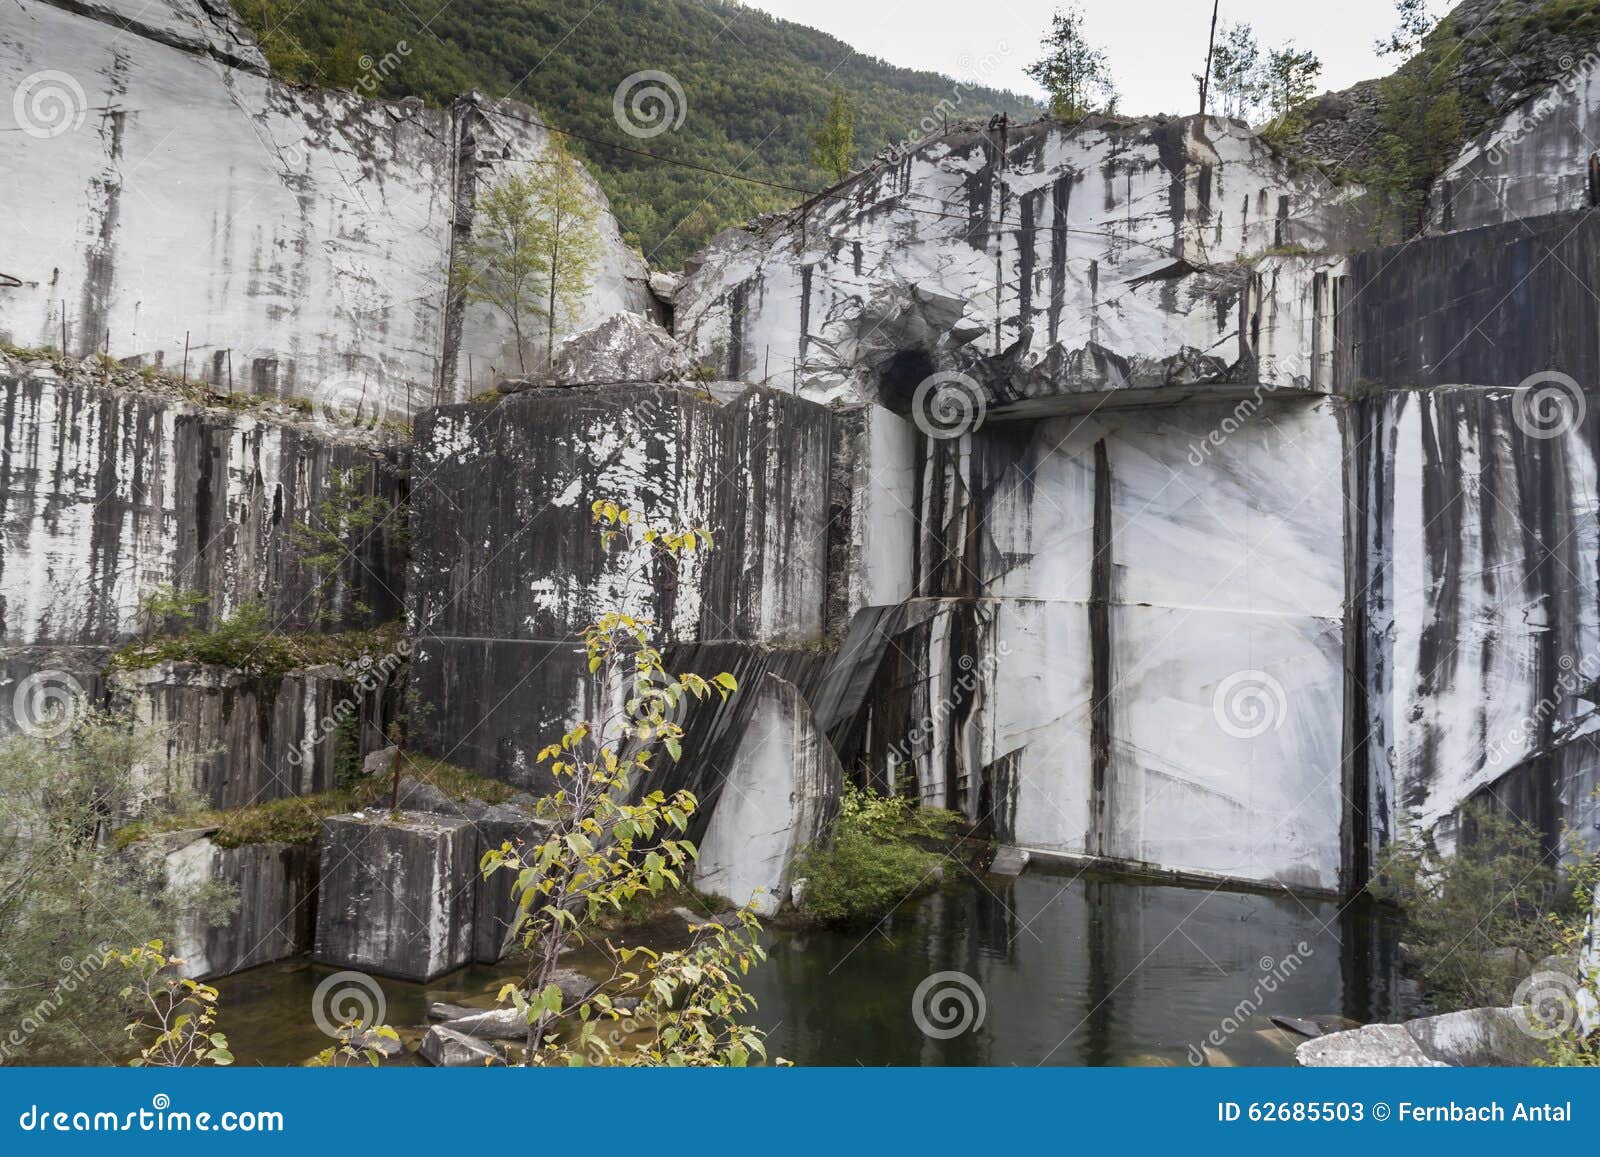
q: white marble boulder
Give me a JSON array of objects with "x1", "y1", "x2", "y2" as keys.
[{"x1": 538, "y1": 312, "x2": 694, "y2": 387}]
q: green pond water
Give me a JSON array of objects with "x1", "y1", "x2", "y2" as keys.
[{"x1": 201, "y1": 868, "x2": 1408, "y2": 1067}]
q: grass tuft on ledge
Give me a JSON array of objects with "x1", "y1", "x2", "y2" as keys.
[
  {"x1": 109, "y1": 611, "x2": 405, "y2": 681},
  {"x1": 115, "y1": 753, "x2": 517, "y2": 850}
]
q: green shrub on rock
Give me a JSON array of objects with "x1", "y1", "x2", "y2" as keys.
[{"x1": 793, "y1": 786, "x2": 964, "y2": 926}]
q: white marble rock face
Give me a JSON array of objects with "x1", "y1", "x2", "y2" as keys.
[
  {"x1": 0, "y1": 0, "x2": 651, "y2": 417},
  {"x1": 675, "y1": 115, "x2": 1361, "y2": 407},
  {"x1": 1429, "y1": 49, "x2": 1600, "y2": 233},
  {"x1": 870, "y1": 397, "x2": 1348, "y2": 890},
  {"x1": 694, "y1": 674, "x2": 843, "y2": 915}
]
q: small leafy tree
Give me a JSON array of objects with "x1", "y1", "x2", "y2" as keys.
[
  {"x1": 1261, "y1": 43, "x2": 1322, "y2": 126},
  {"x1": 1027, "y1": 5, "x2": 1117, "y2": 122},
  {"x1": 1377, "y1": 0, "x2": 1442, "y2": 59},
  {"x1": 481, "y1": 500, "x2": 774, "y2": 1066},
  {"x1": 111, "y1": 942, "x2": 233, "y2": 1067},
  {"x1": 0, "y1": 711, "x2": 235, "y2": 1062},
  {"x1": 809, "y1": 85, "x2": 856, "y2": 182},
  {"x1": 1369, "y1": 805, "x2": 1577, "y2": 1010},
  {"x1": 533, "y1": 138, "x2": 603, "y2": 366},
  {"x1": 290, "y1": 465, "x2": 401, "y2": 624},
  {"x1": 135, "y1": 584, "x2": 208, "y2": 637},
  {"x1": 457, "y1": 173, "x2": 548, "y2": 375},
  {"x1": 456, "y1": 140, "x2": 602, "y2": 373},
  {"x1": 1208, "y1": 21, "x2": 1263, "y2": 120}
]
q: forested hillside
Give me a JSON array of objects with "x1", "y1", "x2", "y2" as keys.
[{"x1": 234, "y1": 0, "x2": 1038, "y2": 267}]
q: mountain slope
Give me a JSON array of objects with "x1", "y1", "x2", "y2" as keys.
[{"x1": 234, "y1": 0, "x2": 1038, "y2": 267}]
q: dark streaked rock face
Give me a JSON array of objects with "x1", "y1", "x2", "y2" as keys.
[
  {"x1": 1345, "y1": 210, "x2": 1600, "y2": 392},
  {"x1": 163, "y1": 833, "x2": 316, "y2": 980},
  {"x1": 112, "y1": 662, "x2": 398, "y2": 808},
  {"x1": 0, "y1": 373, "x2": 407, "y2": 650}
]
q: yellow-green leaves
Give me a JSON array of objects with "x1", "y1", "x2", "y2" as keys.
[
  {"x1": 470, "y1": 498, "x2": 775, "y2": 1067},
  {"x1": 110, "y1": 941, "x2": 235, "y2": 1067}
]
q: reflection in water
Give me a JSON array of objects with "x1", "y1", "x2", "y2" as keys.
[
  {"x1": 88, "y1": 870, "x2": 1404, "y2": 1067},
  {"x1": 743, "y1": 870, "x2": 1407, "y2": 1067}
]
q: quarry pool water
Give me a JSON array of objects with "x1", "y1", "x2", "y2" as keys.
[{"x1": 199, "y1": 869, "x2": 1409, "y2": 1067}]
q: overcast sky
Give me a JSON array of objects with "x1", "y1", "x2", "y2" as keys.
[{"x1": 736, "y1": 0, "x2": 1452, "y2": 116}]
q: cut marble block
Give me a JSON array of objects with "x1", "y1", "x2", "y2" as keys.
[
  {"x1": 159, "y1": 831, "x2": 316, "y2": 980},
  {"x1": 471, "y1": 813, "x2": 548, "y2": 965},
  {"x1": 314, "y1": 812, "x2": 476, "y2": 982}
]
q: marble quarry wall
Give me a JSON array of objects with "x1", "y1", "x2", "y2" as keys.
[
  {"x1": 0, "y1": 371, "x2": 406, "y2": 651},
  {"x1": 0, "y1": 0, "x2": 653, "y2": 418},
  {"x1": 1430, "y1": 47, "x2": 1600, "y2": 233},
  {"x1": 0, "y1": 368, "x2": 407, "y2": 783},
  {"x1": 674, "y1": 114, "x2": 1360, "y2": 410},
  {"x1": 1348, "y1": 210, "x2": 1600, "y2": 867},
  {"x1": 14, "y1": 9, "x2": 1600, "y2": 983},
  {"x1": 406, "y1": 383, "x2": 835, "y2": 794}
]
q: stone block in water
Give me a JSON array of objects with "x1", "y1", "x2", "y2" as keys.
[
  {"x1": 161, "y1": 831, "x2": 316, "y2": 979},
  {"x1": 314, "y1": 811, "x2": 476, "y2": 982}
]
